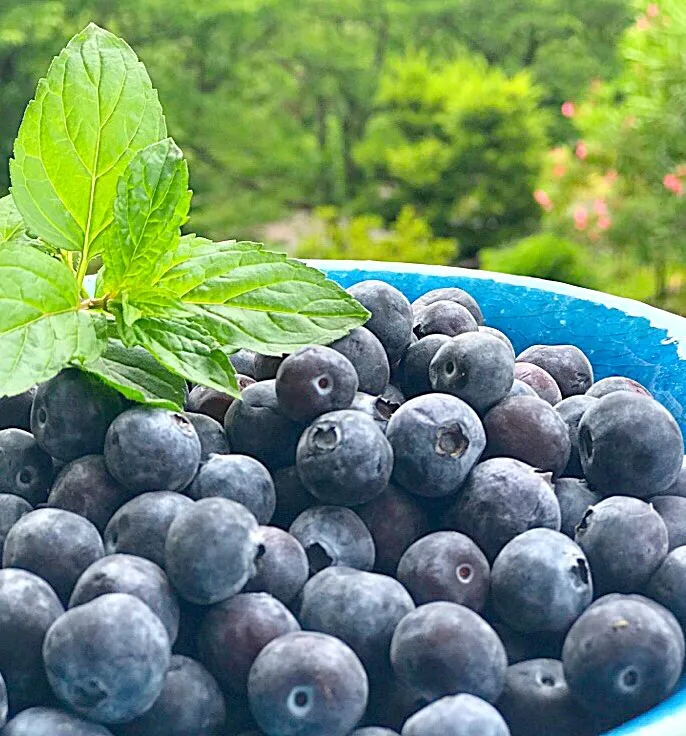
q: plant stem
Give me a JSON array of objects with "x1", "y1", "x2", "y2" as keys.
[
  {"x1": 80, "y1": 294, "x2": 110, "y2": 311},
  {"x1": 75, "y1": 252, "x2": 89, "y2": 287}
]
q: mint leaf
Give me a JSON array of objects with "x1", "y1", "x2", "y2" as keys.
[
  {"x1": 110, "y1": 292, "x2": 239, "y2": 396},
  {"x1": 0, "y1": 194, "x2": 47, "y2": 251},
  {"x1": 0, "y1": 245, "x2": 106, "y2": 396},
  {"x1": 161, "y1": 243, "x2": 370, "y2": 354},
  {"x1": 82, "y1": 337, "x2": 187, "y2": 409},
  {"x1": 10, "y1": 23, "x2": 166, "y2": 262},
  {"x1": 103, "y1": 138, "x2": 191, "y2": 292}
]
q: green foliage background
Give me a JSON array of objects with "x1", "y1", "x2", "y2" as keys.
[{"x1": 4, "y1": 0, "x2": 686, "y2": 311}]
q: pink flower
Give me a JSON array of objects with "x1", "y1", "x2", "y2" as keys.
[
  {"x1": 534, "y1": 189, "x2": 553, "y2": 211},
  {"x1": 553, "y1": 164, "x2": 567, "y2": 178},
  {"x1": 594, "y1": 198, "x2": 608, "y2": 216},
  {"x1": 605, "y1": 169, "x2": 619, "y2": 184},
  {"x1": 647, "y1": 4, "x2": 659, "y2": 17},
  {"x1": 575, "y1": 141, "x2": 588, "y2": 160},
  {"x1": 664, "y1": 174, "x2": 684, "y2": 195},
  {"x1": 561, "y1": 101, "x2": 575, "y2": 118},
  {"x1": 636, "y1": 15, "x2": 650, "y2": 30},
  {"x1": 598, "y1": 215, "x2": 612, "y2": 231},
  {"x1": 574, "y1": 206, "x2": 589, "y2": 230}
]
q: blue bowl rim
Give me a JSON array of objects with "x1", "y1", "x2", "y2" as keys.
[{"x1": 308, "y1": 258, "x2": 686, "y2": 346}]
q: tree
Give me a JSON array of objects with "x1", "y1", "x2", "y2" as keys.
[
  {"x1": 534, "y1": 0, "x2": 686, "y2": 303},
  {"x1": 354, "y1": 52, "x2": 549, "y2": 257}
]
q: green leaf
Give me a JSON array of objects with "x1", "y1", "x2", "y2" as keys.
[
  {"x1": 82, "y1": 337, "x2": 187, "y2": 409},
  {"x1": 0, "y1": 194, "x2": 49, "y2": 251},
  {"x1": 159, "y1": 242, "x2": 370, "y2": 354},
  {"x1": 103, "y1": 138, "x2": 191, "y2": 292},
  {"x1": 0, "y1": 244, "x2": 106, "y2": 396},
  {"x1": 110, "y1": 291, "x2": 239, "y2": 396},
  {"x1": 10, "y1": 23, "x2": 166, "y2": 261}
]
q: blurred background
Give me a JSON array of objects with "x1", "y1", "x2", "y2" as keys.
[{"x1": 1, "y1": 0, "x2": 685, "y2": 310}]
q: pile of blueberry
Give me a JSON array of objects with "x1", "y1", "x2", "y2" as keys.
[{"x1": 0, "y1": 280, "x2": 684, "y2": 736}]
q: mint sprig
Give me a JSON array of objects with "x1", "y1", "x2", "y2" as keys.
[{"x1": 1, "y1": 23, "x2": 369, "y2": 409}]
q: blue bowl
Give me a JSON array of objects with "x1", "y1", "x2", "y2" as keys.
[{"x1": 310, "y1": 259, "x2": 686, "y2": 736}]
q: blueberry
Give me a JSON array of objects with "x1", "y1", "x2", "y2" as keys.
[
  {"x1": 553, "y1": 477, "x2": 602, "y2": 538},
  {"x1": 289, "y1": 506, "x2": 376, "y2": 573},
  {"x1": 490, "y1": 621, "x2": 563, "y2": 665},
  {"x1": 479, "y1": 326, "x2": 515, "y2": 357},
  {"x1": 387, "y1": 394, "x2": 486, "y2": 498},
  {"x1": 505, "y1": 379, "x2": 538, "y2": 399},
  {"x1": 364, "y1": 676, "x2": 428, "y2": 733},
  {"x1": 444, "y1": 458, "x2": 560, "y2": 561},
  {"x1": 296, "y1": 410, "x2": 393, "y2": 506},
  {"x1": 562, "y1": 594, "x2": 684, "y2": 722},
  {"x1": 585, "y1": 593, "x2": 685, "y2": 663},
  {"x1": 490, "y1": 529, "x2": 593, "y2": 633},
  {"x1": 513, "y1": 363, "x2": 562, "y2": 405},
  {"x1": 47, "y1": 455, "x2": 131, "y2": 532},
  {"x1": 350, "y1": 392, "x2": 400, "y2": 433},
  {"x1": 104, "y1": 491, "x2": 193, "y2": 570},
  {"x1": 0, "y1": 385, "x2": 36, "y2": 431},
  {"x1": 0, "y1": 428, "x2": 53, "y2": 504},
  {"x1": 105, "y1": 408, "x2": 201, "y2": 493},
  {"x1": 0, "y1": 494, "x2": 32, "y2": 550},
  {"x1": 401, "y1": 693, "x2": 510, "y2": 736},
  {"x1": 381, "y1": 383, "x2": 406, "y2": 406},
  {"x1": 390, "y1": 602, "x2": 507, "y2": 703},
  {"x1": 574, "y1": 496, "x2": 668, "y2": 594},
  {"x1": 43, "y1": 593, "x2": 170, "y2": 723},
  {"x1": 276, "y1": 346, "x2": 359, "y2": 423},
  {"x1": 397, "y1": 531, "x2": 490, "y2": 611},
  {"x1": 0, "y1": 569, "x2": 64, "y2": 711},
  {"x1": 351, "y1": 729, "x2": 400, "y2": 736},
  {"x1": 188, "y1": 454, "x2": 276, "y2": 524},
  {"x1": 115, "y1": 655, "x2": 226, "y2": 736},
  {"x1": 396, "y1": 335, "x2": 452, "y2": 399},
  {"x1": 31, "y1": 369, "x2": 124, "y2": 461},
  {"x1": 224, "y1": 380, "x2": 304, "y2": 471},
  {"x1": 554, "y1": 395, "x2": 599, "y2": 477},
  {"x1": 650, "y1": 456, "x2": 686, "y2": 498},
  {"x1": 199, "y1": 592, "x2": 301, "y2": 694},
  {"x1": 517, "y1": 345, "x2": 594, "y2": 398},
  {"x1": 299, "y1": 566, "x2": 414, "y2": 679},
  {"x1": 185, "y1": 374, "x2": 255, "y2": 424},
  {"x1": 3, "y1": 508, "x2": 104, "y2": 604},
  {"x1": 355, "y1": 483, "x2": 430, "y2": 577},
  {"x1": 243, "y1": 526, "x2": 309, "y2": 604},
  {"x1": 166, "y1": 497, "x2": 260, "y2": 605},
  {"x1": 183, "y1": 412, "x2": 230, "y2": 459},
  {"x1": 69, "y1": 554, "x2": 180, "y2": 643},
  {"x1": 347, "y1": 280, "x2": 413, "y2": 365},
  {"x1": 413, "y1": 300, "x2": 478, "y2": 339},
  {"x1": 483, "y1": 396, "x2": 571, "y2": 477},
  {"x1": 578, "y1": 392, "x2": 683, "y2": 496},
  {"x1": 329, "y1": 327, "x2": 391, "y2": 395},
  {"x1": 586, "y1": 375, "x2": 652, "y2": 399},
  {"x1": 248, "y1": 631, "x2": 369, "y2": 736},
  {"x1": 230, "y1": 349, "x2": 258, "y2": 378},
  {"x1": 496, "y1": 659, "x2": 597, "y2": 736},
  {"x1": 412, "y1": 287, "x2": 484, "y2": 326},
  {"x1": 271, "y1": 466, "x2": 316, "y2": 530},
  {"x1": 646, "y1": 546, "x2": 686, "y2": 630},
  {"x1": 650, "y1": 496, "x2": 686, "y2": 550},
  {"x1": 3, "y1": 707, "x2": 113, "y2": 735},
  {"x1": 429, "y1": 333, "x2": 515, "y2": 413},
  {"x1": 254, "y1": 354, "x2": 285, "y2": 381}
]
